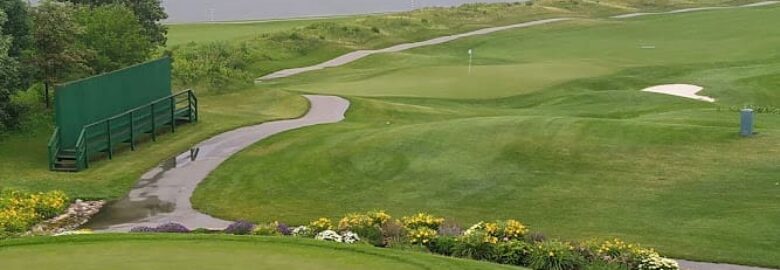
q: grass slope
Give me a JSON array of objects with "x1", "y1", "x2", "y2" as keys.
[
  {"x1": 0, "y1": 234, "x2": 520, "y2": 270},
  {"x1": 193, "y1": 6, "x2": 780, "y2": 267},
  {"x1": 0, "y1": 89, "x2": 307, "y2": 199}
]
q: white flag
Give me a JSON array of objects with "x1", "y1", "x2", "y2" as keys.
[{"x1": 468, "y1": 49, "x2": 473, "y2": 55}]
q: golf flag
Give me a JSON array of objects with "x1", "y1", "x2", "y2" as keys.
[{"x1": 468, "y1": 49, "x2": 473, "y2": 55}]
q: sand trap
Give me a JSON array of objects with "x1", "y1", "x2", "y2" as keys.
[{"x1": 641, "y1": 84, "x2": 715, "y2": 102}]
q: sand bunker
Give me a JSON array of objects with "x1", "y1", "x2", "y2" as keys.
[{"x1": 641, "y1": 84, "x2": 715, "y2": 102}]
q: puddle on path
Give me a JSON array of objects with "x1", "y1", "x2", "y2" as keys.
[{"x1": 83, "y1": 156, "x2": 182, "y2": 230}]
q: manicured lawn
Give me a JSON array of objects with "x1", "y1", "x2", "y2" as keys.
[
  {"x1": 193, "y1": 6, "x2": 780, "y2": 267},
  {"x1": 0, "y1": 89, "x2": 308, "y2": 200},
  {"x1": 0, "y1": 234, "x2": 520, "y2": 270}
]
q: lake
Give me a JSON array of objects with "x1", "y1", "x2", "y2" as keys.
[{"x1": 30, "y1": 0, "x2": 520, "y2": 23}]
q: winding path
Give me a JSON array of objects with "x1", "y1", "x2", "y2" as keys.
[
  {"x1": 87, "y1": 96, "x2": 349, "y2": 232},
  {"x1": 89, "y1": 3, "x2": 778, "y2": 270}
]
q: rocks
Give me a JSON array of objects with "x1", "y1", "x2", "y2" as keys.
[{"x1": 28, "y1": 200, "x2": 105, "y2": 236}]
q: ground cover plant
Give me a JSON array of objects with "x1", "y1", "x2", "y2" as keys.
[
  {"x1": 193, "y1": 5, "x2": 780, "y2": 267},
  {"x1": 0, "y1": 234, "x2": 523, "y2": 270}
]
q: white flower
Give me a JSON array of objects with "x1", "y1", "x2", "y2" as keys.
[
  {"x1": 292, "y1": 226, "x2": 311, "y2": 236},
  {"x1": 315, "y1": 230, "x2": 343, "y2": 243},
  {"x1": 341, "y1": 231, "x2": 360, "y2": 244}
]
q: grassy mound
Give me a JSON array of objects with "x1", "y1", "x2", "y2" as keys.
[
  {"x1": 0, "y1": 234, "x2": 520, "y2": 270},
  {"x1": 193, "y1": 5, "x2": 780, "y2": 267}
]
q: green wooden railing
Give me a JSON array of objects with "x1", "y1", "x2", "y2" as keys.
[{"x1": 49, "y1": 90, "x2": 198, "y2": 172}]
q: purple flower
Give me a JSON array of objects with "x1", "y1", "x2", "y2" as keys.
[
  {"x1": 276, "y1": 222, "x2": 292, "y2": 235},
  {"x1": 224, "y1": 221, "x2": 255, "y2": 235},
  {"x1": 129, "y1": 226, "x2": 156, "y2": 233},
  {"x1": 154, "y1": 223, "x2": 191, "y2": 233}
]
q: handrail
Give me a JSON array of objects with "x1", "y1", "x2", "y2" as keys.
[
  {"x1": 47, "y1": 128, "x2": 60, "y2": 170},
  {"x1": 49, "y1": 89, "x2": 197, "y2": 172}
]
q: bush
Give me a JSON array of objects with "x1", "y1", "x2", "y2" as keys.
[
  {"x1": 528, "y1": 240, "x2": 584, "y2": 270},
  {"x1": 292, "y1": 225, "x2": 313, "y2": 237},
  {"x1": 309, "y1": 217, "x2": 333, "y2": 233},
  {"x1": 154, "y1": 223, "x2": 191, "y2": 233},
  {"x1": 407, "y1": 227, "x2": 438, "y2": 245},
  {"x1": 0, "y1": 189, "x2": 69, "y2": 233},
  {"x1": 438, "y1": 220, "x2": 463, "y2": 236},
  {"x1": 224, "y1": 221, "x2": 256, "y2": 235},
  {"x1": 525, "y1": 232, "x2": 547, "y2": 243},
  {"x1": 252, "y1": 223, "x2": 280, "y2": 236},
  {"x1": 495, "y1": 240, "x2": 532, "y2": 265},
  {"x1": 451, "y1": 231, "x2": 499, "y2": 261},
  {"x1": 401, "y1": 213, "x2": 444, "y2": 230},
  {"x1": 428, "y1": 236, "x2": 458, "y2": 256},
  {"x1": 315, "y1": 230, "x2": 342, "y2": 242},
  {"x1": 276, "y1": 222, "x2": 292, "y2": 235}
]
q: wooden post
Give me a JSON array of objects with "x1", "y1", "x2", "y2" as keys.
[
  {"x1": 106, "y1": 119, "x2": 113, "y2": 160},
  {"x1": 129, "y1": 111, "x2": 135, "y2": 151},
  {"x1": 151, "y1": 103, "x2": 157, "y2": 142},
  {"x1": 170, "y1": 97, "x2": 176, "y2": 133}
]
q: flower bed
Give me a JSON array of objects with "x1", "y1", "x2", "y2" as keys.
[
  {"x1": 132, "y1": 211, "x2": 680, "y2": 270},
  {"x1": 0, "y1": 189, "x2": 69, "y2": 238}
]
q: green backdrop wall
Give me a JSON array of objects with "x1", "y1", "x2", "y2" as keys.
[{"x1": 55, "y1": 58, "x2": 172, "y2": 148}]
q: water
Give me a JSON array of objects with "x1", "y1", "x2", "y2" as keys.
[{"x1": 30, "y1": 0, "x2": 519, "y2": 23}]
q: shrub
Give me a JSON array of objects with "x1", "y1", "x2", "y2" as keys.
[
  {"x1": 224, "y1": 221, "x2": 256, "y2": 235},
  {"x1": 381, "y1": 220, "x2": 405, "y2": 245},
  {"x1": 0, "y1": 189, "x2": 69, "y2": 233},
  {"x1": 451, "y1": 231, "x2": 498, "y2": 261},
  {"x1": 252, "y1": 223, "x2": 280, "y2": 236},
  {"x1": 309, "y1": 217, "x2": 333, "y2": 233},
  {"x1": 154, "y1": 223, "x2": 191, "y2": 233},
  {"x1": 495, "y1": 240, "x2": 532, "y2": 265},
  {"x1": 500, "y1": 219, "x2": 529, "y2": 240},
  {"x1": 401, "y1": 213, "x2": 444, "y2": 230},
  {"x1": 407, "y1": 227, "x2": 438, "y2": 245},
  {"x1": 528, "y1": 240, "x2": 583, "y2": 270},
  {"x1": 637, "y1": 252, "x2": 679, "y2": 270},
  {"x1": 367, "y1": 210, "x2": 391, "y2": 226},
  {"x1": 129, "y1": 226, "x2": 156, "y2": 233},
  {"x1": 276, "y1": 222, "x2": 292, "y2": 235},
  {"x1": 428, "y1": 236, "x2": 458, "y2": 256},
  {"x1": 525, "y1": 232, "x2": 547, "y2": 243},
  {"x1": 338, "y1": 213, "x2": 373, "y2": 231},
  {"x1": 438, "y1": 220, "x2": 463, "y2": 236}
]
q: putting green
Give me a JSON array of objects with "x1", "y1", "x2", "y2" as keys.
[
  {"x1": 195, "y1": 5, "x2": 780, "y2": 267},
  {"x1": 0, "y1": 235, "x2": 520, "y2": 270},
  {"x1": 278, "y1": 6, "x2": 780, "y2": 99}
]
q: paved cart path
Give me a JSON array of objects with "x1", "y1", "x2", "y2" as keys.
[
  {"x1": 90, "y1": 3, "x2": 777, "y2": 270},
  {"x1": 87, "y1": 95, "x2": 349, "y2": 232}
]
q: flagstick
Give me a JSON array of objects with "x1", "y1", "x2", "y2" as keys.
[{"x1": 468, "y1": 49, "x2": 473, "y2": 75}]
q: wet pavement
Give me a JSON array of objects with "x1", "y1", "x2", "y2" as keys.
[{"x1": 87, "y1": 95, "x2": 350, "y2": 231}]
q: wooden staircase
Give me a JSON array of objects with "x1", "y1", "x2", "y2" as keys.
[{"x1": 48, "y1": 90, "x2": 198, "y2": 172}]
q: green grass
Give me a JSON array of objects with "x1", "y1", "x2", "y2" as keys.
[
  {"x1": 193, "y1": 5, "x2": 780, "y2": 267},
  {"x1": 166, "y1": 16, "x2": 356, "y2": 47},
  {"x1": 0, "y1": 88, "x2": 308, "y2": 199},
  {"x1": 0, "y1": 234, "x2": 521, "y2": 270}
]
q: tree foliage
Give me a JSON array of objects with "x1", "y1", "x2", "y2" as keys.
[
  {"x1": 0, "y1": 0, "x2": 31, "y2": 58},
  {"x1": 0, "y1": 9, "x2": 22, "y2": 130},
  {"x1": 74, "y1": 4, "x2": 153, "y2": 73},
  {"x1": 29, "y1": 1, "x2": 91, "y2": 107},
  {"x1": 57, "y1": 0, "x2": 167, "y2": 46}
]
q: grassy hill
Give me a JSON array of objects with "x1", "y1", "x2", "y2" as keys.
[{"x1": 192, "y1": 5, "x2": 780, "y2": 267}]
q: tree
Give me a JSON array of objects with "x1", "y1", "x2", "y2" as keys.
[
  {"x1": 29, "y1": 1, "x2": 91, "y2": 108},
  {"x1": 0, "y1": 9, "x2": 22, "y2": 130},
  {"x1": 57, "y1": 0, "x2": 167, "y2": 46},
  {"x1": 0, "y1": 0, "x2": 31, "y2": 58},
  {"x1": 75, "y1": 4, "x2": 154, "y2": 73}
]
